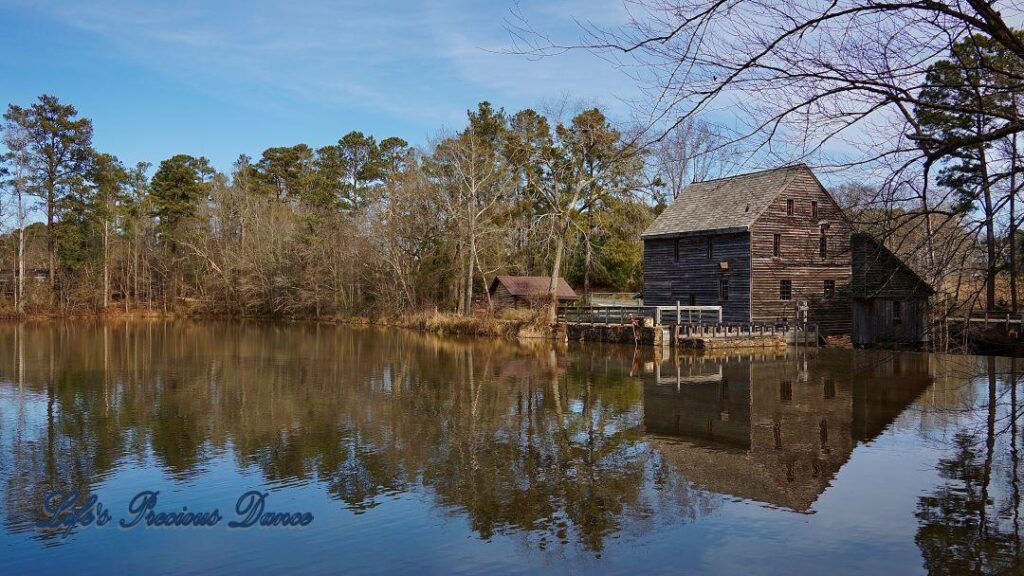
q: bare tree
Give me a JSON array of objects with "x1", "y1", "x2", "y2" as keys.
[
  {"x1": 651, "y1": 118, "x2": 733, "y2": 200},
  {"x1": 432, "y1": 118, "x2": 513, "y2": 316},
  {"x1": 1, "y1": 113, "x2": 32, "y2": 314}
]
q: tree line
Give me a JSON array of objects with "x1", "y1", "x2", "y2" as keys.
[
  {"x1": 12, "y1": 2, "x2": 1024, "y2": 323},
  {"x1": 1, "y1": 97, "x2": 676, "y2": 319}
]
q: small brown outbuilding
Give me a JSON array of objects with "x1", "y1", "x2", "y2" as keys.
[{"x1": 488, "y1": 276, "x2": 577, "y2": 309}]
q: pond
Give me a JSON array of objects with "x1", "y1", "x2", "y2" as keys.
[{"x1": 0, "y1": 321, "x2": 1021, "y2": 575}]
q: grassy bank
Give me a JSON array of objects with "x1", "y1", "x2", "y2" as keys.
[
  {"x1": 384, "y1": 309, "x2": 555, "y2": 339},
  {"x1": 0, "y1": 306, "x2": 559, "y2": 340}
]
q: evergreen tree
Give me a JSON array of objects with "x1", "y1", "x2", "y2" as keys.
[
  {"x1": 149, "y1": 154, "x2": 213, "y2": 241},
  {"x1": 88, "y1": 152, "x2": 129, "y2": 307},
  {"x1": 917, "y1": 35, "x2": 1022, "y2": 310},
  {"x1": 3, "y1": 95, "x2": 93, "y2": 290}
]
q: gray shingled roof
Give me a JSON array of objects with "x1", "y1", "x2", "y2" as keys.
[{"x1": 642, "y1": 164, "x2": 811, "y2": 238}]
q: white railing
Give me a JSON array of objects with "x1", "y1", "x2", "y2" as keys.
[
  {"x1": 656, "y1": 304, "x2": 723, "y2": 325},
  {"x1": 556, "y1": 304, "x2": 723, "y2": 326}
]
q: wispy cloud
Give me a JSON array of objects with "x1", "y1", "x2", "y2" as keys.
[{"x1": 7, "y1": 0, "x2": 636, "y2": 126}]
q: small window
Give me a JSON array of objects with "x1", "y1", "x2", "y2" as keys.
[
  {"x1": 706, "y1": 237, "x2": 713, "y2": 259},
  {"x1": 673, "y1": 238, "x2": 680, "y2": 262},
  {"x1": 819, "y1": 233, "x2": 828, "y2": 259},
  {"x1": 780, "y1": 280, "x2": 792, "y2": 301},
  {"x1": 811, "y1": 201, "x2": 818, "y2": 218},
  {"x1": 688, "y1": 294, "x2": 696, "y2": 306},
  {"x1": 824, "y1": 378, "x2": 835, "y2": 399},
  {"x1": 780, "y1": 380, "x2": 793, "y2": 402},
  {"x1": 719, "y1": 279, "x2": 729, "y2": 301},
  {"x1": 823, "y1": 280, "x2": 835, "y2": 298},
  {"x1": 773, "y1": 233, "x2": 781, "y2": 257},
  {"x1": 786, "y1": 198, "x2": 794, "y2": 216},
  {"x1": 893, "y1": 300, "x2": 903, "y2": 325}
]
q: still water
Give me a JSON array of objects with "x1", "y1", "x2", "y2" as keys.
[{"x1": 0, "y1": 321, "x2": 1021, "y2": 575}]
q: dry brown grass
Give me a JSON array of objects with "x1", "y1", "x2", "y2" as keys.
[{"x1": 395, "y1": 308, "x2": 551, "y2": 338}]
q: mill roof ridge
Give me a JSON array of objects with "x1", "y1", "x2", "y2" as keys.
[{"x1": 641, "y1": 164, "x2": 813, "y2": 238}]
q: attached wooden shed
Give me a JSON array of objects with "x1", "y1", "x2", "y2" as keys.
[
  {"x1": 850, "y1": 233, "x2": 934, "y2": 347},
  {"x1": 488, "y1": 276, "x2": 577, "y2": 309}
]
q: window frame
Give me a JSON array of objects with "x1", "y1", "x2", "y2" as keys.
[
  {"x1": 823, "y1": 279, "x2": 835, "y2": 298},
  {"x1": 673, "y1": 238, "x2": 680, "y2": 262},
  {"x1": 780, "y1": 279, "x2": 792, "y2": 301},
  {"x1": 772, "y1": 233, "x2": 781, "y2": 257},
  {"x1": 719, "y1": 278, "x2": 729, "y2": 301},
  {"x1": 786, "y1": 198, "x2": 794, "y2": 216},
  {"x1": 811, "y1": 200, "x2": 818, "y2": 218},
  {"x1": 893, "y1": 300, "x2": 903, "y2": 325},
  {"x1": 706, "y1": 236, "x2": 713, "y2": 259}
]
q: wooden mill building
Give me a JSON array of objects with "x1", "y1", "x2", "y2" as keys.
[{"x1": 642, "y1": 164, "x2": 855, "y2": 335}]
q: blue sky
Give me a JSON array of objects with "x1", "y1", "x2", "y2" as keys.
[{"x1": 0, "y1": 0, "x2": 637, "y2": 172}]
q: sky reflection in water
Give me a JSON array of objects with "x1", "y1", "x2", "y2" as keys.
[{"x1": 0, "y1": 321, "x2": 1020, "y2": 575}]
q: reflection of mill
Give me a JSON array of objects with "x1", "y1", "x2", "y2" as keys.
[{"x1": 643, "y1": 350, "x2": 934, "y2": 512}]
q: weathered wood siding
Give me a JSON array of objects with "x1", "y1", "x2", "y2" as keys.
[
  {"x1": 642, "y1": 231, "x2": 751, "y2": 323},
  {"x1": 849, "y1": 233, "x2": 931, "y2": 299},
  {"x1": 849, "y1": 233, "x2": 932, "y2": 347},
  {"x1": 851, "y1": 298, "x2": 927, "y2": 347},
  {"x1": 491, "y1": 284, "x2": 517, "y2": 308},
  {"x1": 749, "y1": 172, "x2": 853, "y2": 335}
]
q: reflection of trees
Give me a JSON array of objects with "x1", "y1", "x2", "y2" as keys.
[
  {"x1": 0, "y1": 322, "x2": 680, "y2": 550},
  {"x1": 916, "y1": 432, "x2": 1019, "y2": 575},
  {"x1": 915, "y1": 357, "x2": 1023, "y2": 575},
  {"x1": 423, "y1": 346, "x2": 650, "y2": 551}
]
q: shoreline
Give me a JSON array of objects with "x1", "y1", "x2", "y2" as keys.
[
  {"x1": 7, "y1": 308, "x2": 1016, "y2": 356},
  {"x1": 0, "y1": 308, "x2": 559, "y2": 340}
]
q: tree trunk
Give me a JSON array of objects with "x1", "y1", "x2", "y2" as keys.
[
  {"x1": 1011, "y1": 134, "x2": 1019, "y2": 313},
  {"x1": 980, "y1": 145, "x2": 997, "y2": 311},
  {"x1": 464, "y1": 210, "x2": 476, "y2": 317},
  {"x1": 16, "y1": 188, "x2": 25, "y2": 315},
  {"x1": 583, "y1": 206, "x2": 594, "y2": 304},
  {"x1": 102, "y1": 218, "x2": 110, "y2": 309},
  {"x1": 474, "y1": 242, "x2": 493, "y2": 314},
  {"x1": 921, "y1": 162, "x2": 936, "y2": 270},
  {"x1": 133, "y1": 234, "x2": 139, "y2": 308},
  {"x1": 548, "y1": 228, "x2": 566, "y2": 325},
  {"x1": 47, "y1": 187, "x2": 55, "y2": 290}
]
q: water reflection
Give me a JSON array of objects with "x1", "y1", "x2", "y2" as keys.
[
  {"x1": 0, "y1": 322, "x2": 1020, "y2": 574},
  {"x1": 0, "y1": 322, "x2": 657, "y2": 552},
  {"x1": 643, "y1": 351, "x2": 933, "y2": 512},
  {"x1": 915, "y1": 357, "x2": 1024, "y2": 575}
]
